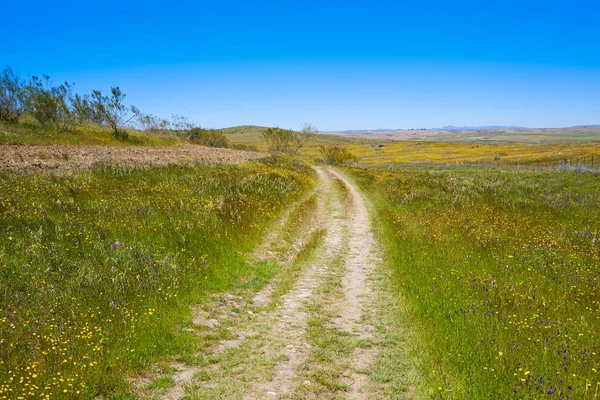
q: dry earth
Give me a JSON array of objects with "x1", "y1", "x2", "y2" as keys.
[{"x1": 0, "y1": 144, "x2": 265, "y2": 170}]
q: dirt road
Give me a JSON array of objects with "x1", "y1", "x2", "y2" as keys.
[{"x1": 135, "y1": 166, "x2": 397, "y2": 399}]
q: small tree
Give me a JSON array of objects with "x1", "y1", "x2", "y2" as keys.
[
  {"x1": 171, "y1": 114, "x2": 194, "y2": 130},
  {"x1": 26, "y1": 75, "x2": 76, "y2": 129},
  {"x1": 0, "y1": 66, "x2": 27, "y2": 122},
  {"x1": 91, "y1": 87, "x2": 136, "y2": 139},
  {"x1": 299, "y1": 122, "x2": 318, "y2": 149},
  {"x1": 71, "y1": 93, "x2": 101, "y2": 124},
  {"x1": 262, "y1": 127, "x2": 308, "y2": 155}
]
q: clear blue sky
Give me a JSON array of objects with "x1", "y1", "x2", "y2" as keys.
[{"x1": 2, "y1": 0, "x2": 599, "y2": 130}]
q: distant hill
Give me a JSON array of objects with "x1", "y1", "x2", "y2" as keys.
[
  {"x1": 439, "y1": 125, "x2": 527, "y2": 131},
  {"x1": 569, "y1": 125, "x2": 600, "y2": 129},
  {"x1": 342, "y1": 128, "x2": 397, "y2": 133},
  {"x1": 218, "y1": 125, "x2": 271, "y2": 135},
  {"x1": 337, "y1": 126, "x2": 528, "y2": 133}
]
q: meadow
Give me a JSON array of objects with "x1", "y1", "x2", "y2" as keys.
[
  {"x1": 349, "y1": 166, "x2": 600, "y2": 398},
  {"x1": 0, "y1": 156, "x2": 314, "y2": 399},
  {"x1": 223, "y1": 127, "x2": 600, "y2": 167}
]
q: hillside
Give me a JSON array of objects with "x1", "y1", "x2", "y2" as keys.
[{"x1": 217, "y1": 125, "x2": 272, "y2": 135}]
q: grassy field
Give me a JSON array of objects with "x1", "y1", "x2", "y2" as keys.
[
  {"x1": 349, "y1": 166, "x2": 600, "y2": 398},
  {"x1": 322, "y1": 128, "x2": 600, "y2": 144},
  {"x1": 330, "y1": 141, "x2": 600, "y2": 166},
  {"x1": 411, "y1": 128, "x2": 600, "y2": 144},
  {"x1": 221, "y1": 126, "x2": 600, "y2": 166},
  {"x1": 4, "y1": 121, "x2": 598, "y2": 167},
  {"x1": 0, "y1": 156, "x2": 314, "y2": 399}
]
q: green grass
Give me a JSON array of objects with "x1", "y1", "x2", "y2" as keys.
[
  {"x1": 350, "y1": 166, "x2": 600, "y2": 398},
  {"x1": 0, "y1": 120, "x2": 186, "y2": 146},
  {"x1": 0, "y1": 156, "x2": 315, "y2": 399}
]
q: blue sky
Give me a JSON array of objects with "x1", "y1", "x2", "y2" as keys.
[{"x1": 2, "y1": 0, "x2": 599, "y2": 130}]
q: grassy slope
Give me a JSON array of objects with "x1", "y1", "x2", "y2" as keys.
[
  {"x1": 350, "y1": 166, "x2": 600, "y2": 398},
  {"x1": 0, "y1": 121, "x2": 186, "y2": 146},
  {"x1": 0, "y1": 156, "x2": 315, "y2": 399}
]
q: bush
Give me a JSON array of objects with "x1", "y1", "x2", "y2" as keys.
[
  {"x1": 187, "y1": 128, "x2": 229, "y2": 148},
  {"x1": 0, "y1": 67, "x2": 27, "y2": 123},
  {"x1": 231, "y1": 143, "x2": 259, "y2": 152},
  {"x1": 261, "y1": 128, "x2": 306, "y2": 155},
  {"x1": 26, "y1": 75, "x2": 76, "y2": 129},
  {"x1": 319, "y1": 145, "x2": 359, "y2": 165},
  {"x1": 90, "y1": 87, "x2": 136, "y2": 139}
]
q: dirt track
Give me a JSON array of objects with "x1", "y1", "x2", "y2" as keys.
[
  {"x1": 0, "y1": 144, "x2": 266, "y2": 170},
  {"x1": 143, "y1": 166, "x2": 384, "y2": 399}
]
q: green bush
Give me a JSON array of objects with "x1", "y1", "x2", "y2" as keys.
[
  {"x1": 231, "y1": 143, "x2": 259, "y2": 152},
  {"x1": 261, "y1": 128, "x2": 308, "y2": 155},
  {"x1": 187, "y1": 128, "x2": 229, "y2": 148},
  {"x1": 319, "y1": 145, "x2": 359, "y2": 165}
]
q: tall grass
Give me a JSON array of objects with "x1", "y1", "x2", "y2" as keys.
[
  {"x1": 350, "y1": 166, "x2": 600, "y2": 398},
  {"x1": 0, "y1": 156, "x2": 314, "y2": 399}
]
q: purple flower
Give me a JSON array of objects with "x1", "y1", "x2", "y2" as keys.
[{"x1": 115, "y1": 241, "x2": 123, "y2": 247}]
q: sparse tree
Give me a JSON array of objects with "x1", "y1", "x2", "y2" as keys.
[
  {"x1": 71, "y1": 93, "x2": 101, "y2": 124},
  {"x1": 261, "y1": 127, "x2": 308, "y2": 155},
  {"x1": 26, "y1": 75, "x2": 76, "y2": 129},
  {"x1": 298, "y1": 122, "x2": 318, "y2": 152},
  {"x1": 91, "y1": 87, "x2": 136, "y2": 139},
  {"x1": 0, "y1": 66, "x2": 27, "y2": 122},
  {"x1": 171, "y1": 114, "x2": 194, "y2": 130}
]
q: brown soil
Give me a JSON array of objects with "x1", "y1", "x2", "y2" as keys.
[{"x1": 0, "y1": 144, "x2": 266, "y2": 170}]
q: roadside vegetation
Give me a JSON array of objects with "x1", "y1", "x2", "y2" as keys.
[
  {"x1": 350, "y1": 166, "x2": 600, "y2": 398},
  {"x1": 0, "y1": 156, "x2": 315, "y2": 399}
]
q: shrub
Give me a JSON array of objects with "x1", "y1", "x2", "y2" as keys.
[
  {"x1": 90, "y1": 87, "x2": 136, "y2": 139},
  {"x1": 231, "y1": 143, "x2": 259, "y2": 152},
  {"x1": 319, "y1": 145, "x2": 359, "y2": 165},
  {"x1": 26, "y1": 75, "x2": 77, "y2": 129},
  {"x1": 0, "y1": 66, "x2": 27, "y2": 123},
  {"x1": 262, "y1": 128, "x2": 306, "y2": 155},
  {"x1": 187, "y1": 128, "x2": 229, "y2": 148}
]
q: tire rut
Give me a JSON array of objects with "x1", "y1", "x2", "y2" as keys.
[{"x1": 137, "y1": 166, "x2": 381, "y2": 399}]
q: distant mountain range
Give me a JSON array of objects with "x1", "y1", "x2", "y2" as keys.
[
  {"x1": 335, "y1": 125, "x2": 600, "y2": 132},
  {"x1": 336, "y1": 126, "x2": 527, "y2": 132},
  {"x1": 439, "y1": 125, "x2": 527, "y2": 130}
]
